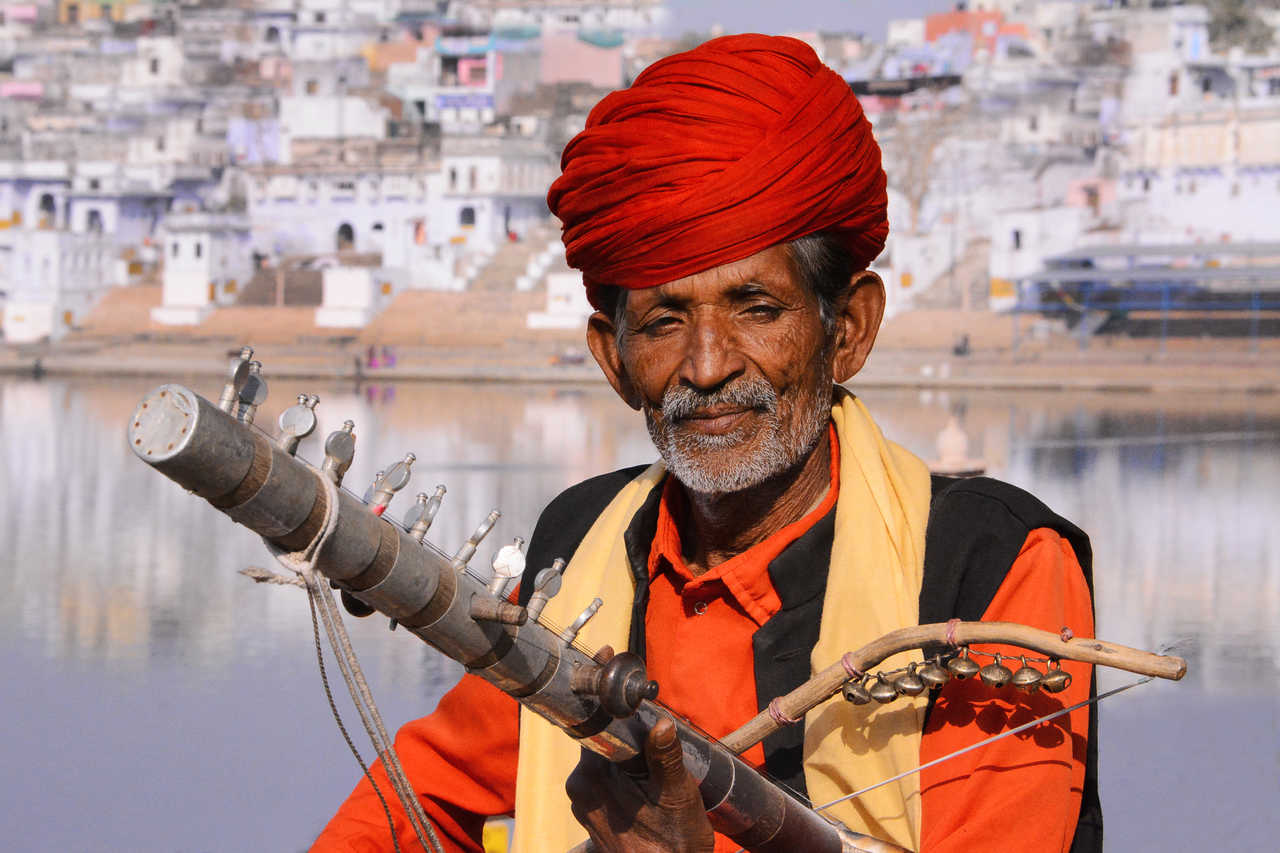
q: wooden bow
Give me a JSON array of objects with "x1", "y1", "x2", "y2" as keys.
[{"x1": 721, "y1": 621, "x2": 1186, "y2": 754}]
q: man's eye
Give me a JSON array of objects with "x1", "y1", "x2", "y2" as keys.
[
  {"x1": 638, "y1": 316, "x2": 680, "y2": 334},
  {"x1": 744, "y1": 304, "x2": 783, "y2": 320}
]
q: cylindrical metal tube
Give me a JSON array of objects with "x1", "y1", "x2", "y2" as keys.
[{"x1": 130, "y1": 383, "x2": 870, "y2": 853}]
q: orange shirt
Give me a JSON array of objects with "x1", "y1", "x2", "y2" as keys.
[{"x1": 314, "y1": 466, "x2": 1093, "y2": 853}]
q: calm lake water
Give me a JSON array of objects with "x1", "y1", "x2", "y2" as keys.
[{"x1": 1, "y1": 373, "x2": 1277, "y2": 852}]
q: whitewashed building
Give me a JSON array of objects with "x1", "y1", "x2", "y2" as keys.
[
  {"x1": 0, "y1": 228, "x2": 113, "y2": 343},
  {"x1": 151, "y1": 212, "x2": 253, "y2": 326}
]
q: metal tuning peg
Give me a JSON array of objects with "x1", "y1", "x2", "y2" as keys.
[
  {"x1": 525, "y1": 558, "x2": 565, "y2": 622},
  {"x1": 369, "y1": 453, "x2": 415, "y2": 516},
  {"x1": 234, "y1": 361, "x2": 268, "y2": 425},
  {"x1": 362, "y1": 470, "x2": 385, "y2": 504},
  {"x1": 452, "y1": 509, "x2": 500, "y2": 571},
  {"x1": 277, "y1": 394, "x2": 319, "y2": 455},
  {"x1": 218, "y1": 345, "x2": 254, "y2": 412},
  {"x1": 321, "y1": 420, "x2": 356, "y2": 486},
  {"x1": 558, "y1": 597, "x2": 602, "y2": 646},
  {"x1": 404, "y1": 485, "x2": 446, "y2": 542},
  {"x1": 568, "y1": 651, "x2": 659, "y2": 718},
  {"x1": 487, "y1": 537, "x2": 526, "y2": 597}
]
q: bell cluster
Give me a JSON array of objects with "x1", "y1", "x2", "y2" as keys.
[{"x1": 840, "y1": 648, "x2": 1073, "y2": 706}]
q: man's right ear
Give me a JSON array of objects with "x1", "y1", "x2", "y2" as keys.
[{"x1": 586, "y1": 312, "x2": 643, "y2": 411}]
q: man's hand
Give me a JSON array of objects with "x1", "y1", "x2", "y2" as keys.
[{"x1": 566, "y1": 715, "x2": 716, "y2": 853}]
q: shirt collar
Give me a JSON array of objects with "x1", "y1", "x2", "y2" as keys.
[{"x1": 647, "y1": 424, "x2": 840, "y2": 626}]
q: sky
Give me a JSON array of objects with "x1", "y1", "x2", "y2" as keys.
[{"x1": 662, "y1": 0, "x2": 961, "y2": 41}]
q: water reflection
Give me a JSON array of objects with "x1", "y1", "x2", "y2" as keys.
[{"x1": 1, "y1": 375, "x2": 1277, "y2": 850}]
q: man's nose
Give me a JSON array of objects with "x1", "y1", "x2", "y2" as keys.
[{"x1": 678, "y1": 313, "x2": 746, "y2": 391}]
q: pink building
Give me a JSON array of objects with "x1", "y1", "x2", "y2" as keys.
[{"x1": 538, "y1": 33, "x2": 623, "y2": 89}]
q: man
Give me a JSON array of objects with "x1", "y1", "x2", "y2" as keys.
[{"x1": 315, "y1": 34, "x2": 1098, "y2": 853}]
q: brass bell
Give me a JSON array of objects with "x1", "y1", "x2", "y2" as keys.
[
  {"x1": 947, "y1": 652, "x2": 980, "y2": 680},
  {"x1": 1041, "y1": 664, "x2": 1072, "y2": 694},
  {"x1": 1010, "y1": 658, "x2": 1043, "y2": 692},
  {"x1": 979, "y1": 655, "x2": 1013, "y2": 688},
  {"x1": 842, "y1": 679, "x2": 872, "y2": 705},
  {"x1": 895, "y1": 665, "x2": 927, "y2": 697},
  {"x1": 868, "y1": 675, "x2": 899, "y2": 704},
  {"x1": 919, "y1": 660, "x2": 952, "y2": 689}
]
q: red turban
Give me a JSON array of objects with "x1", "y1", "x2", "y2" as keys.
[{"x1": 547, "y1": 34, "x2": 888, "y2": 308}]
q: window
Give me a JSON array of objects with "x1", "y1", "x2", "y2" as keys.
[
  {"x1": 156, "y1": 136, "x2": 166, "y2": 152},
  {"x1": 468, "y1": 166, "x2": 477, "y2": 191},
  {"x1": 150, "y1": 58, "x2": 160, "y2": 75},
  {"x1": 1169, "y1": 73, "x2": 1179, "y2": 97},
  {"x1": 171, "y1": 241, "x2": 179, "y2": 258},
  {"x1": 1201, "y1": 76, "x2": 1212, "y2": 95},
  {"x1": 1012, "y1": 229, "x2": 1022, "y2": 251},
  {"x1": 88, "y1": 178, "x2": 100, "y2": 190},
  {"x1": 1143, "y1": 177, "x2": 1151, "y2": 193},
  {"x1": 305, "y1": 79, "x2": 319, "y2": 95},
  {"x1": 1028, "y1": 115, "x2": 1038, "y2": 132},
  {"x1": 194, "y1": 241, "x2": 202, "y2": 259},
  {"x1": 460, "y1": 206, "x2": 476, "y2": 227},
  {"x1": 448, "y1": 167, "x2": 457, "y2": 190},
  {"x1": 315, "y1": 11, "x2": 326, "y2": 23},
  {"x1": 372, "y1": 222, "x2": 384, "y2": 232}
]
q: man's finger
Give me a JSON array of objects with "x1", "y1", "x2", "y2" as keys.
[{"x1": 644, "y1": 716, "x2": 689, "y2": 790}]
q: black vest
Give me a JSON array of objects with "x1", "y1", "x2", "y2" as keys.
[{"x1": 519, "y1": 469, "x2": 1102, "y2": 853}]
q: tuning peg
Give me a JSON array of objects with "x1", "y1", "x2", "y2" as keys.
[
  {"x1": 452, "y1": 509, "x2": 500, "y2": 571},
  {"x1": 405, "y1": 485, "x2": 446, "y2": 542},
  {"x1": 277, "y1": 393, "x2": 319, "y2": 455},
  {"x1": 558, "y1": 597, "x2": 602, "y2": 646},
  {"x1": 370, "y1": 453, "x2": 415, "y2": 516},
  {"x1": 362, "y1": 470, "x2": 385, "y2": 504},
  {"x1": 218, "y1": 345, "x2": 254, "y2": 412},
  {"x1": 525, "y1": 558, "x2": 565, "y2": 622},
  {"x1": 488, "y1": 536, "x2": 526, "y2": 597},
  {"x1": 321, "y1": 420, "x2": 356, "y2": 486},
  {"x1": 234, "y1": 361, "x2": 268, "y2": 425}
]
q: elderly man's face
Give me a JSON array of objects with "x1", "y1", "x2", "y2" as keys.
[{"x1": 589, "y1": 245, "x2": 849, "y2": 494}]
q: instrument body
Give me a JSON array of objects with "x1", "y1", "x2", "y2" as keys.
[{"x1": 129, "y1": 382, "x2": 888, "y2": 852}]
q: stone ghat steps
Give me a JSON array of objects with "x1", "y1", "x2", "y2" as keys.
[
  {"x1": 76, "y1": 285, "x2": 163, "y2": 337},
  {"x1": 357, "y1": 289, "x2": 579, "y2": 349},
  {"x1": 236, "y1": 268, "x2": 325, "y2": 306}
]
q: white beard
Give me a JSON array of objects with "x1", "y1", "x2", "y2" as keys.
[{"x1": 644, "y1": 374, "x2": 833, "y2": 495}]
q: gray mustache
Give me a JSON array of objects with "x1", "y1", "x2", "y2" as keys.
[{"x1": 661, "y1": 380, "x2": 779, "y2": 422}]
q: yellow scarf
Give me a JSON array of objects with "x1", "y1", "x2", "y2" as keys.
[{"x1": 512, "y1": 389, "x2": 932, "y2": 851}]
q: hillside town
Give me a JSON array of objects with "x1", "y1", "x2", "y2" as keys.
[{"x1": 0, "y1": 0, "x2": 1277, "y2": 355}]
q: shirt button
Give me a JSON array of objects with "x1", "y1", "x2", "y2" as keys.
[{"x1": 692, "y1": 600, "x2": 708, "y2": 615}]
